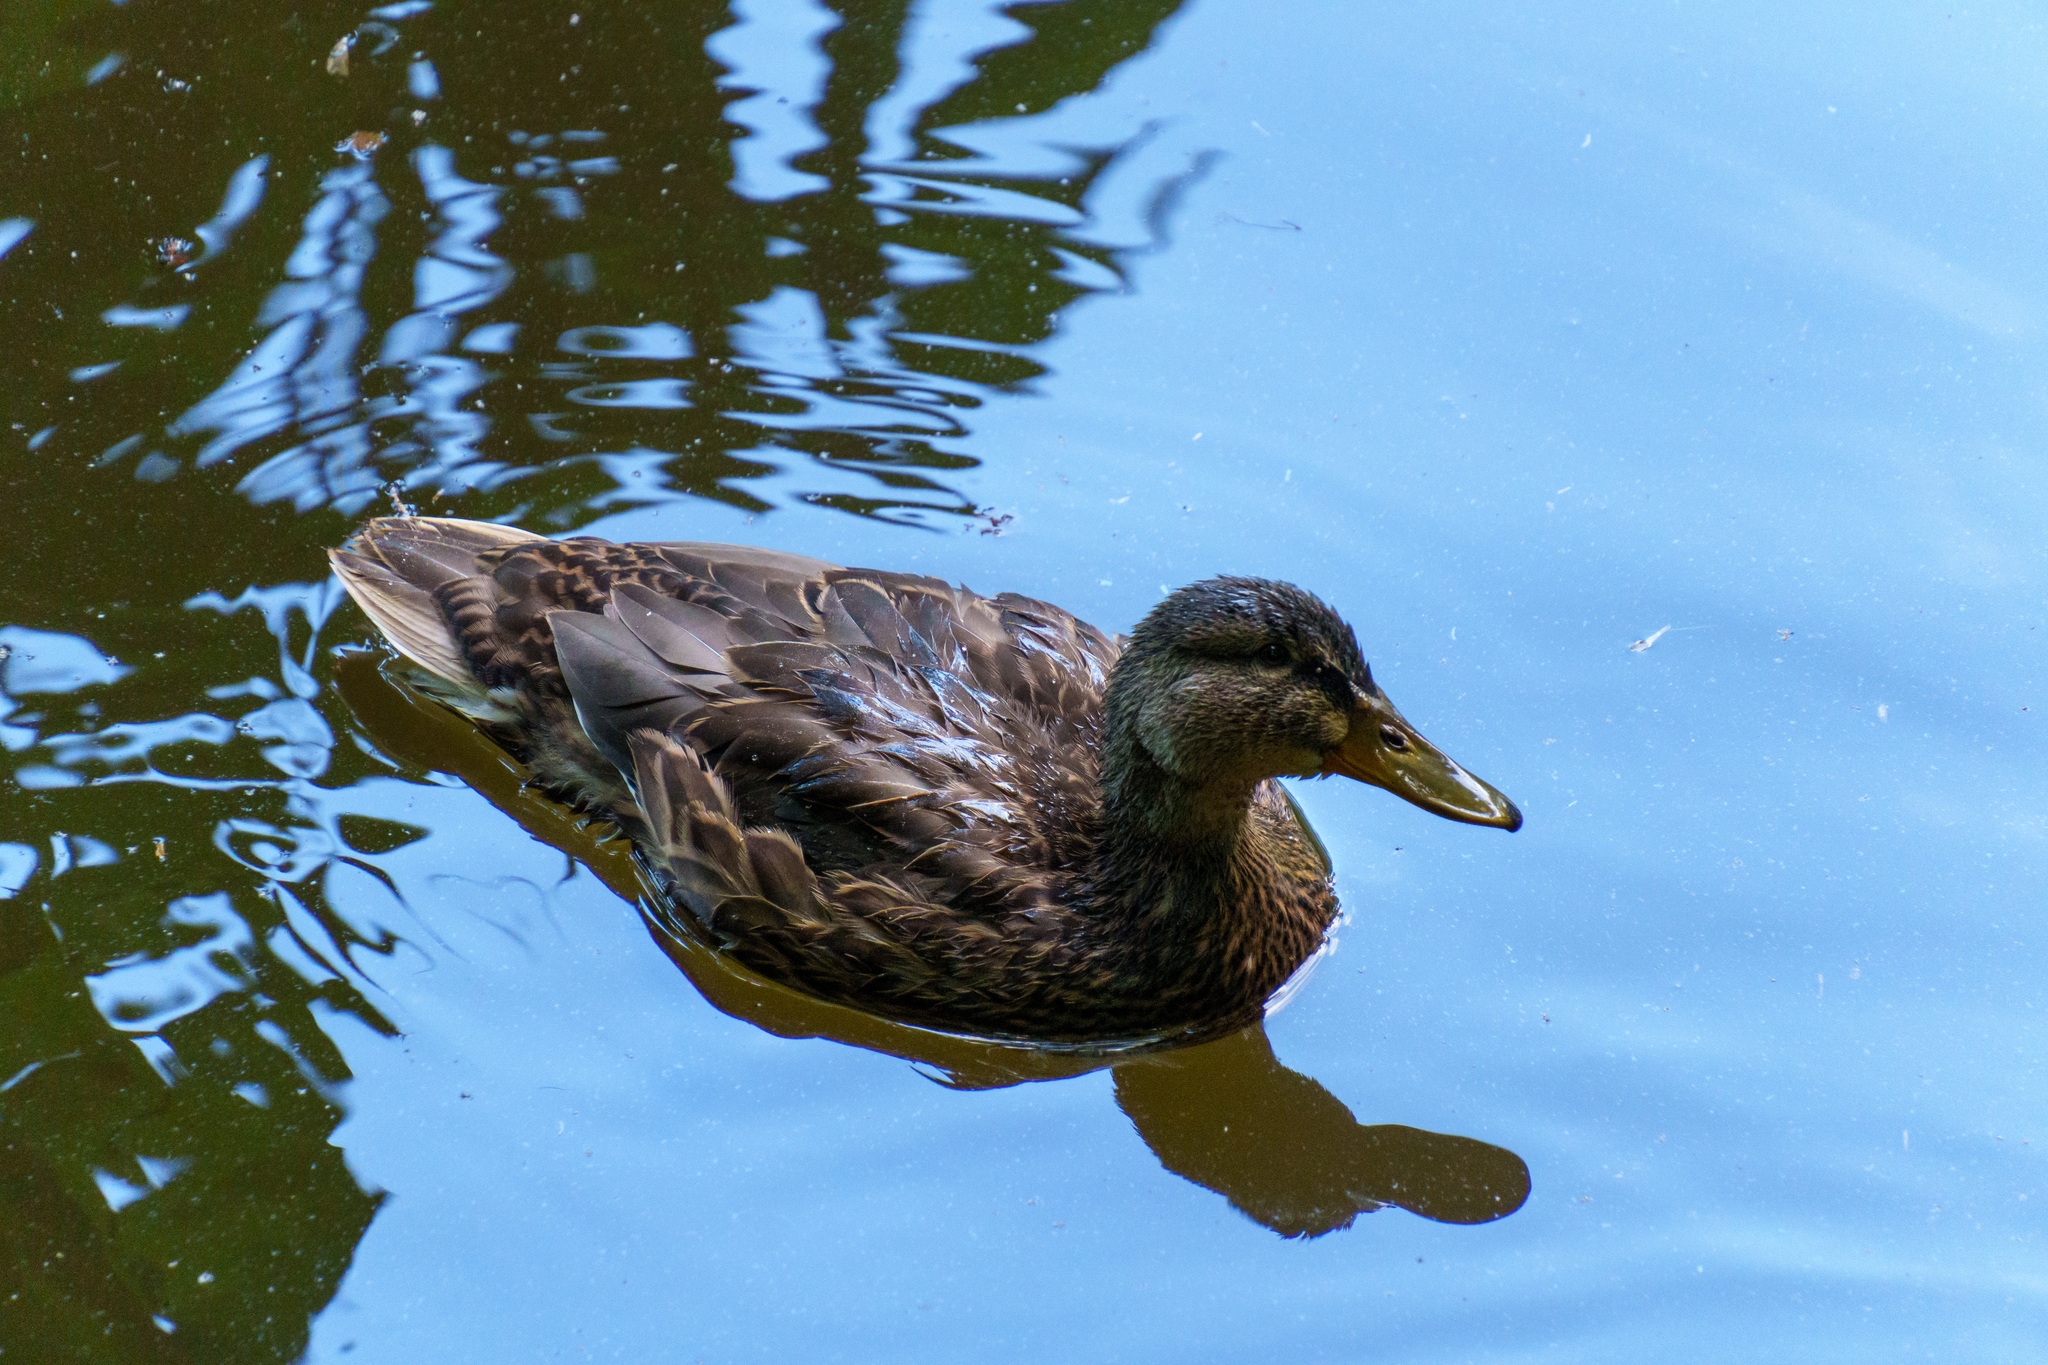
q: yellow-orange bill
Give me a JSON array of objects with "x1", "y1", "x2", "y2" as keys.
[{"x1": 1321, "y1": 693, "x2": 1522, "y2": 831}]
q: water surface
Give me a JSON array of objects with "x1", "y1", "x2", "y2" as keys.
[{"x1": 2, "y1": 1, "x2": 2042, "y2": 1360}]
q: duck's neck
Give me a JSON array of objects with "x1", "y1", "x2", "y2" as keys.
[
  {"x1": 1095, "y1": 727, "x2": 1266, "y2": 925},
  {"x1": 1088, "y1": 707, "x2": 1334, "y2": 1024}
]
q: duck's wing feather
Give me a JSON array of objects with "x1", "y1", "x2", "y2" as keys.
[
  {"x1": 627, "y1": 729, "x2": 1108, "y2": 1031},
  {"x1": 636, "y1": 573, "x2": 1094, "y2": 916}
]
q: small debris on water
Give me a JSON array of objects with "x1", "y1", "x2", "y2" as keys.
[
  {"x1": 335, "y1": 130, "x2": 387, "y2": 160},
  {"x1": 153, "y1": 838, "x2": 166, "y2": 862},
  {"x1": 326, "y1": 34, "x2": 353, "y2": 77},
  {"x1": 149, "y1": 237, "x2": 199, "y2": 270},
  {"x1": 1629, "y1": 625, "x2": 1671, "y2": 652},
  {"x1": 1218, "y1": 212, "x2": 1300, "y2": 231},
  {"x1": 1877, "y1": 704, "x2": 1889, "y2": 722}
]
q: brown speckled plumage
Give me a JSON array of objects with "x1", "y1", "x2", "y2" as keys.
[{"x1": 330, "y1": 517, "x2": 1519, "y2": 1042}]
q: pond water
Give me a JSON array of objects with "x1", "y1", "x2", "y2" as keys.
[{"x1": 4, "y1": 0, "x2": 2043, "y2": 1360}]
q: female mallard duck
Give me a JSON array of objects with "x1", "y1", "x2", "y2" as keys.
[{"x1": 330, "y1": 517, "x2": 1520, "y2": 1041}]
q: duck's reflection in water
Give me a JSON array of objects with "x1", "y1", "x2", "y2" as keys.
[
  {"x1": 339, "y1": 652, "x2": 1529, "y2": 1237},
  {"x1": 664, "y1": 920, "x2": 1529, "y2": 1234},
  {"x1": 1112, "y1": 1031, "x2": 1528, "y2": 1234}
]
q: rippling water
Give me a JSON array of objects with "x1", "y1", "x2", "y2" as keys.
[{"x1": 4, "y1": 1, "x2": 2043, "y2": 1360}]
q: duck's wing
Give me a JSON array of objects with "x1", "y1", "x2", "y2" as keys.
[
  {"x1": 652, "y1": 547, "x2": 1121, "y2": 745},
  {"x1": 330, "y1": 520, "x2": 843, "y2": 814},
  {"x1": 331, "y1": 518, "x2": 1109, "y2": 916},
  {"x1": 567, "y1": 562, "x2": 1106, "y2": 916}
]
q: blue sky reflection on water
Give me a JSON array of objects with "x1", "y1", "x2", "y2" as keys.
[
  {"x1": 2, "y1": 0, "x2": 2043, "y2": 1359},
  {"x1": 296, "y1": 3, "x2": 2042, "y2": 1358}
]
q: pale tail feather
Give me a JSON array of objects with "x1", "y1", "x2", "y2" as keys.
[{"x1": 327, "y1": 516, "x2": 544, "y2": 686}]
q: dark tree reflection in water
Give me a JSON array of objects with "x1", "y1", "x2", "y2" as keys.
[{"x1": 25, "y1": 0, "x2": 1197, "y2": 527}]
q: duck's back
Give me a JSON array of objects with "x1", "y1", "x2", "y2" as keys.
[{"x1": 331, "y1": 516, "x2": 1120, "y2": 925}]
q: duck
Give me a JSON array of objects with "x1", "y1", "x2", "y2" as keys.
[{"x1": 329, "y1": 516, "x2": 1520, "y2": 1042}]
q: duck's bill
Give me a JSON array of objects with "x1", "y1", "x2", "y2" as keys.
[{"x1": 1321, "y1": 696, "x2": 1523, "y2": 831}]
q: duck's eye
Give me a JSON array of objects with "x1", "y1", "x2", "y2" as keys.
[
  {"x1": 1380, "y1": 726, "x2": 1408, "y2": 751},
  {"x1": 1257, "y1": 642, "x2": 1290, "y2": 665}
]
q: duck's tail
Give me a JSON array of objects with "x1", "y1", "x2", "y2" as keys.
[{"x1": 327, "y1": 516, "x2": 544, "y2": 686}]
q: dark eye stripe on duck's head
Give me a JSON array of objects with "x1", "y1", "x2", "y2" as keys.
[{"x1": 1137, "y1": 575, "x2": 1375, "y2": 694}]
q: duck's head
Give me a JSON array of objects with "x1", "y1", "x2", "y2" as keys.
[{"x1": 1104, "y1": 577, "x2": 1521, "y2": 832}]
